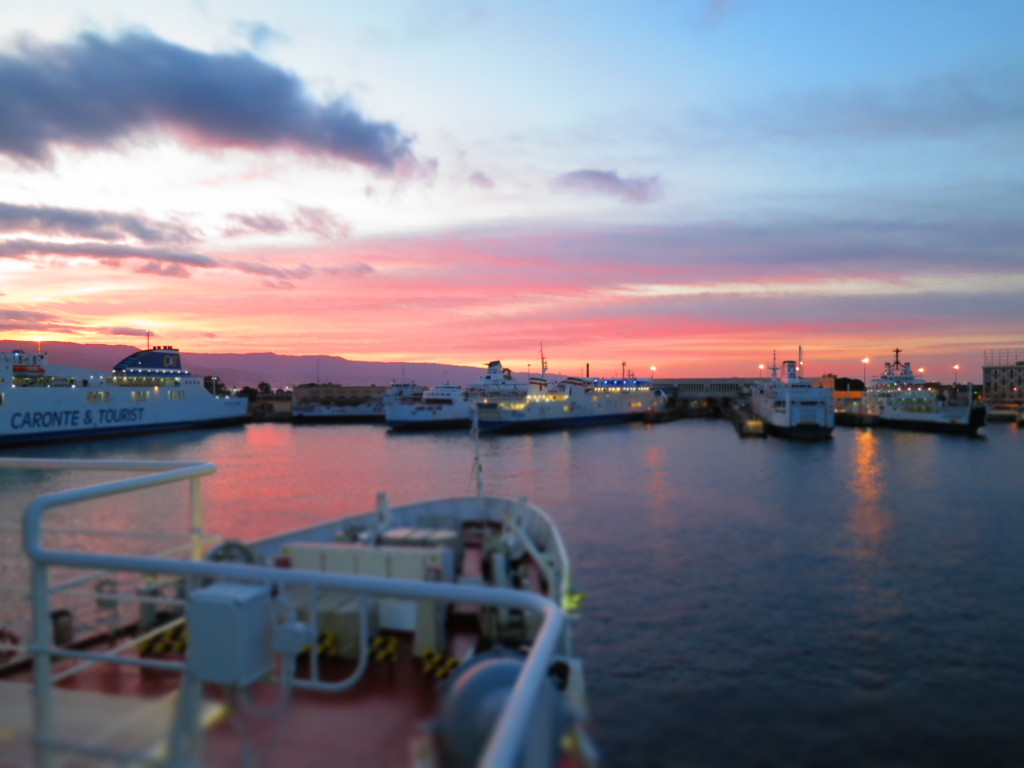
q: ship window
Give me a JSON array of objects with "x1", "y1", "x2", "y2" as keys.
[
  {"x1": 87, "y1": 391, "x2": 111, "y2": 404},
  {"x1": 169, "y1": 390, "x2": 186, "y2": 401},
  {"x1": 0, "y1": 392, "x2": 3, "y2": 406},
  {"x1": 131, "y1": 390, "x2": 152, "y2": 402}
]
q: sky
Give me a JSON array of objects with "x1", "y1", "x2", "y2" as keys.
[{"x1": 1, "y1": 0, "x2": 1022, "y2": 382}]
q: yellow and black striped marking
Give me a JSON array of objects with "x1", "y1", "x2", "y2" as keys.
[
  {"x1": 139, "y1": 623, "x2": 188, "y2": 655},
  {"x1": 422, "y1": 648, "x2": 460, "y2": 679},
  {"x1": 372, "y1": 635, "x2": 399, "y2": 662},
  {"x1": 317, "y1": 632, "x2": 339, "y2": 658}
]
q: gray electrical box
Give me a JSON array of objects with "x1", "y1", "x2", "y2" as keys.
[{"x1": 186, "y1": 581, "x2": 273, "y2": 687}]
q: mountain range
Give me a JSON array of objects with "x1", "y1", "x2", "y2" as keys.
[{"x1": 0, "y1": 341, "x2": 492, "y2": 389}]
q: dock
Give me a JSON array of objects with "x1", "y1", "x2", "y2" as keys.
[{"x1": 724, "y1": 406, "x2": 765, "y2": 438}]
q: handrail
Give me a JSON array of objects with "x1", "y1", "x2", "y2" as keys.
[{"x1": 10, "y1": 457, "x2": 569, "y2": 768}]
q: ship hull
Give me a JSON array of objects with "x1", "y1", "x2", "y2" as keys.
[
  {"x1": 477, "y1": 409, "x2": 644, "y2": 433},
  {"x1": 761, "y1": 421, "x2": 834, "y2": 441},
  {"x1": 385, "y1": 417, "x2": 472, "y2": 431},
  {"x1": 0, "y1": 413, "x2": 247, "y2": 446},
  {"x1": 385, "y1": 400, "x2": 476, "y2": 430},
  {"x1": 477, "y1": 387, "x2": 660, "y2": 434},
  {"x1": 750, "y1": 396, "x2": 834, "y2": 440},
  {"x1": 872, "y1": 405, "x2": 987, "y2": 436}
]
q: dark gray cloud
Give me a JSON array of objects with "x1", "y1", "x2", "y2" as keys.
[
  {"x1": 553, "y1": 169, "x2": 662, "y2": 204},
  {"x1": 135, "y1": 262, "x2": 192, "y2": 278},
  {"x1": 223, "y1": 213, "x2": 291, "y2": 237},
  {"x1": 0, "y1": 202, "x2": 195, "y2": 244},
  {"x1": 292, "y1": 207, "x2": 351, "y2": 241},
  {"x1": 0, "y1": 31, "x2": 418, "y2": 171},
  {"x1": 0, "y1": 236, "x2": 319, "y2": 286},
  {"x1": 223, "y1": 206, "x2": 351, "y2": 240},
  {"x1": 0, "y1": 309, "x2": 80, "y2": 333},
  {"x1": 0, "y1": 310, "x2": 150, "y2": 336},
  {"x1": 220, "y1": 260, "x2": 313, "y2": 281},
  {"x1": 323, "y1": 262, "x2": 375, "y2": 278},
  {"x1": 106, "y1": 326, "x2": 151, "y2": 337},
  {"x1": 0, "y1": 238, "x2": 217, "y2": 267}
]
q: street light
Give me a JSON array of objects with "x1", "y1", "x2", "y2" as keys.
[
  {"x1": 650, "y1": 366, "x2": 656, "y2": 380},
  {"x1": 953, "y1": 364, "x2": 960, "y2": 384},
  {"x1": 758, "y1": 364, "x2": 765, "y2": 378},
  {"x1": 861, "y1": 357, "x2": 869, "y2": 383}
]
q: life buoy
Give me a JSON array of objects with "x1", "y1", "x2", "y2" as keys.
[{"x1": 207, "y1": 540, "x2": 257, "y2": 564}]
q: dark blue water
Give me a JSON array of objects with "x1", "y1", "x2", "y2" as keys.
[{"x1": 4, "y1": 420, "x2": 1024, "y2": 766}]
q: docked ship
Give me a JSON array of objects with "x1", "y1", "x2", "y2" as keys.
[
  {"x1": 0, "y1": 346, "x2": 248, "y2": 446},
  {"x1": 0, "y1": 456, "x2": 597, "y2": 768},
  {"x1": 858, "y1": 348, "x2": 986, "y2": 435},
  {"x1": 385, "y1": 361, "x2": 528, "y2": 430},
  {"x1": 750, "y1": 352, "x2": 835, "y2": 440},
  {"x1": 293, "y1": 381, "x2": 426, "y2": 424},
  {"x1": 475, "y1": 358, "x2": 666, "y2": 434}
]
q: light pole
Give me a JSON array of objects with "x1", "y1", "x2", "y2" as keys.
[
  {"x1": 953, "y1": 364, "x2": 960, "y2": 385},
  {"x1": 650, "y1": 366, "x2": 656, "y2": 381},
  {"x1": 758, "y1": 364, "x2": 765, "y2": 378},
  {"x1": 861, "y1": 357, "x2": 869, "y2": 384}
]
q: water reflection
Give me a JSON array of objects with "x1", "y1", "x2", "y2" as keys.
[{"x1": 847, "y1": 429, "x2": 889, "y2": 558}]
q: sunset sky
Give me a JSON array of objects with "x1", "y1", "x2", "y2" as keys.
[{"x1": 2, "y1": 1, "x2": 1022, "y2": 381}]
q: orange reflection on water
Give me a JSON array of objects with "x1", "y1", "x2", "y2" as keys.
[
  {"x1": 847, "y1": 429, "x2": 889, "y2": 558},
  {"x1": 242, "y1": 422, "x2": 299, "y2": 449}
]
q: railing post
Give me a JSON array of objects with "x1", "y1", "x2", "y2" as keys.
[
  {"x1": 189, "y1": 477, "x2": 204, "y2": 562},
  {"x1": 31, "y1": 560, "x2": 56, "y2": 768}
]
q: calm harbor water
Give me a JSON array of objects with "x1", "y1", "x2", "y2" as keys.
[{"x1": 3, "y1": 418, "x2": 1024, "y2": 767}]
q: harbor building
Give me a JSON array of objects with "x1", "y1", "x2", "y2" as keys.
[
  {"x1": 654, "y1": 378, "x2": 758, "y2": 411},
  {"x1": 293, "y1": 383, "x2": 387, "y2": 405},
  {"x1": 982, "y1": 349, "x2": 1024, "y2": 407}
]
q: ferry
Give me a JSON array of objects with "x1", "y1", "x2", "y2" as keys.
[
  {"x1": 476, "y1": 373, "x2": 665, "y2": 434},
  {"x1": 0, "y1": 457, "x2": 597, "y2": 768},
  {"x1": 0, "y1": 346, "x2": 248, "y2": 446},
  {"x1": 856, "y1": 348, "x2": 986, "y2": 435},
  {"x1": 750, "y1": 351, "x2": 835, "y2": 440},
  {"x1": 385, "y1": 361, "x2": 528, "y2": 430}
]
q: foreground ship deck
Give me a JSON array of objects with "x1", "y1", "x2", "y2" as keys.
[{"x1": 0, "y1": 458, "x2": 596, "y2": 768}]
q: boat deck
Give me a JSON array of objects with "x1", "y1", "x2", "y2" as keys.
[
  {"x1": 1, "y1": 540, "x2": 554, "y2": 767},
  {"x1": 0, "y1": 457, "x2": 587, "y2": 768}
]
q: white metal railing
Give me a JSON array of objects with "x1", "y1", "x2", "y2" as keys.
[{"x1": 6, "y1": 457, "x2": 571, "y2": 768}]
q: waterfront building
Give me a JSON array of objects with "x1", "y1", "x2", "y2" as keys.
[
  {"x1": 982, "y1": 349, "x2": 1024, "y2": 407},
  {"x1": 293, "y1": 383, "x2": 387, "y2": 405}
]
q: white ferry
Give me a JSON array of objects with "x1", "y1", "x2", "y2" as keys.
[
  {"x1": 0, "y1": 457, "x2": 597, "y2": 768},
  {"x1": 385, "y1": 361, "x2": 528, "y2": 430},
  {"x1": 476, "y1": 363, "x2": 666, "y2": 434},
  {"x1": 0, "y1": 346, "x2": 248, "y2": 446},
  {"x1": 859, "y1": 348, "x2": 986, "y2": 435},
  {"x1": 750, "y1": 352, "x2": 835, "y2": 440}
]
